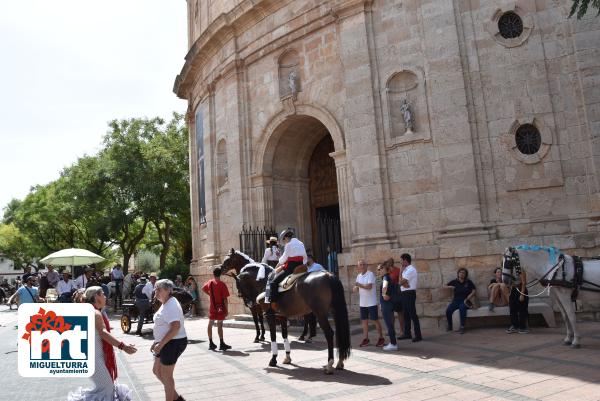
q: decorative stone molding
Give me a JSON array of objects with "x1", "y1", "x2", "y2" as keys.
[
  {"x1": 485, "y1": 5, "x2": 534, "y2": 48},
  {"x1": 502, "y1": 116, "x2": 551, "y2": 165}
]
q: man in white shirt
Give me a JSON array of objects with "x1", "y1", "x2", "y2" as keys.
[
  {"x1": 111, "y1": 264, "x2": 124, "y2": 307},
  {"x1": 74, "y1": 267, "x2": 94, "y2": 289},
  {"x1": 264, "y1": 228, "x2": 307, "y2": 306},
  {"x1": 398, "y1": 253, "x2": 422, "y2": 342},
  {"x1": 45, "y1": 265, "x2": 60, "y2": 288},
  {"x1": 353, "y1": 260, "x2": 384, "y2": 347},
  {"x1": 56, "y1": 272, "x2": 75, "y2": 302}
]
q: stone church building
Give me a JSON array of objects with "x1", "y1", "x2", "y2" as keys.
[{"x1": 174, "y1": 0, "x2": 600, "y2": 325}]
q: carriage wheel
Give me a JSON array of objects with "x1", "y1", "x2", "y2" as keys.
[
  {"x1": 182, "y1": 303, "x2": 192, "y2": 315},
  {"x1": 121, "y1": 315, "x2": 132, "y2": 333}
]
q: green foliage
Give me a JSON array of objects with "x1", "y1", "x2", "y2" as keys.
[
  {"x1": 570, "y1": 0, "x2": 600, "y2": 19},
  {"x1": 159, "y1": 261, "x2": 190, "y2": 282},
  {"x1": 136, "y1": 249, "x2": 160, "y2": 272},
  {"x1": 0, "y1": 223, "x2": 35, "y2": 269},
  {"x1": 3, "y1": 112, "x2": 191, "y2": 274}
]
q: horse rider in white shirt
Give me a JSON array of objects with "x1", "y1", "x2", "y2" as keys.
[
  {"x1": 262, "y1": 236, "x2": 281, "y2": 268},
  {"x1": 264, "y1": 229, "x2": 307, "y2": 307}
]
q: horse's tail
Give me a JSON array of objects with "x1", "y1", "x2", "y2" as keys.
[{"x1": 329, "y1": 276, "x2": 351, "y2": 361}]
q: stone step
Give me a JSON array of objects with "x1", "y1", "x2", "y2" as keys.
[{"x1": 223, "y1": 316, "x2": 363, "y2": 335}]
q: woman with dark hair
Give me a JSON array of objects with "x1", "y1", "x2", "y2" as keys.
[
  {"x1": 443, "y1": 268, "x2": 477, "y2": 334},
  {"x1": 488, "y1": 267, "x2": 510, "y2": 310},
  {"x1": 68, "y1": 286, "x2": 137, "y2": 401}
]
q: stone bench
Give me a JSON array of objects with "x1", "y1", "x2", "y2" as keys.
[{"x1": 452, "y1": 302, "x2": 556, "y2": 330}]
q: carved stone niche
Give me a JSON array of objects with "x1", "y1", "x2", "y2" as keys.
[
  {"x1": 385, "y1": 69, "x2": 431, "y2": 147},
  {"x1": 278, "y1": 50, "x2": 302, "y2": 100}
]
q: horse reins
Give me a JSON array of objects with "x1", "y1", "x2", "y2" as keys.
[{"x1": 503, "y1": 248, "x2": 600, "y2": 300}]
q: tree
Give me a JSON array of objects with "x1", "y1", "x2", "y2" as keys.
[
  {"x1": 0, "y1": 223, "x2": 36, "y2": 269},
  {"x1": 141, "y1": 113, "x2": 190, "y2": 270},
  {"x1": 570, "y1": 0, "x2": 600, "y2": 19}
]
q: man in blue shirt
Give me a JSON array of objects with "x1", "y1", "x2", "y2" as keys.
[
  {"x1": 307, "y1": 254, "x2": 325, "y2": 273},
  {"x1": 17, "y1": 275, "x2": 41, "y2": 305}
]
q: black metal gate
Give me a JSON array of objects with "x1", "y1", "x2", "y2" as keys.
[
  {"x1": 314, "y1": 205, "x2": 342, "y2": 273},
  {"x1": 238, "y1": 226, "x2": 278, "y2": 263}
]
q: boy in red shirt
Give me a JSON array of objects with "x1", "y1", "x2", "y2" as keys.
[{"x1": 202, "y1": 267, "x2": 232, "y2": 351}]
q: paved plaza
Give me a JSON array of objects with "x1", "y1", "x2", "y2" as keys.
[{"x1": 2, "y1": 306, "x2": 599, "y2": 401}]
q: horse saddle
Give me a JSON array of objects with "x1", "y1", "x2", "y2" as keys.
[{"x1": 279, "y1": 265, "x2": 308, "y2": 293}]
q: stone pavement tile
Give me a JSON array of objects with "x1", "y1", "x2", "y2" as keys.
[
  {"x1": 480, "y1": 378, "x2": 526, "y2": 391},
  {"x1": 398, "y1": 382, "x2": 465, "y2": 400},
  {"x1": 541, "y1": 382, "x2": 600, "y2": 401},
  {"x1": 511, "y1": 377, "x2": 586, "y2": 399},
  {"x1": 426, "y1": 389, "x2": 495, "y2": 401}
]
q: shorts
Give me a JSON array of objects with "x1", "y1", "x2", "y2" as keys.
[
  {"x1": 359, "y1": 305, "x2": 378, "y2": 321},
  {"x1": 209, "y1": 307, "x2": 227, "y2": 321},
  {"x1": 156, "y1": 337, "x2": 187, "y2": 366}
]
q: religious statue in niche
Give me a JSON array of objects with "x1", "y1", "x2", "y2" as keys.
[
  {"x1": 288, "y1": 70, "x2": 299, "y2": 100},
  {"x1": 399, "y1": 98, "x2": 414, "y2": 134}
]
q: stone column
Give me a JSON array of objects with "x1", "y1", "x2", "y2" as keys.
[
  {"x1": 336, "y1": 4, "x2": 393, "y2": 247},
  {"x1": 201, "y1": 85, "x2": 221, "y2": 266},
  {"x1": 330, "y1": 150, "x2": 352, "y2": 250},
  {"x1": 420, "y1": 0, "x2": 489, "y2": 239}
]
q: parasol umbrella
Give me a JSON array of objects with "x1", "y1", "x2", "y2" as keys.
[{"x1": 39, "y1": 248, "x2": 105, "y2": 266}]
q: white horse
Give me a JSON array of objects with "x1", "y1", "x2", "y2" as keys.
[{"x1": 502, "y1": 245, "x2": 600, "y2": 348}]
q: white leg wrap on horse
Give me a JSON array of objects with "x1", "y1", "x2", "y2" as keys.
[
  {"x1": 271, "y1": 341, "x2": 278, "y2": 356},
  {"x1": 284, "y1": 339, "x2": 291, "y2": 353}
]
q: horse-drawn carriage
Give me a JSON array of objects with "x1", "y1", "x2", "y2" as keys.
[{"x1": 120, "y1": 288, "x2": 194, "y2": 333}]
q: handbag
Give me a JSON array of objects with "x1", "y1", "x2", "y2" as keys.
[{"x1": 209, "y1": 282, "x2": 225, "y2": 314}]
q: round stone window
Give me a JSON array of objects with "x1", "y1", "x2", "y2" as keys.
[
  {"x1": 515, "y1": 124, "x2": 541, "y2": 155},
  {"x1": 498, "y1": 12, "x2": 524, "y2": 39}
]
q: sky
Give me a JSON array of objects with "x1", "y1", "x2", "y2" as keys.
[{"x1": 0, "y1": 0, "x2": 188, "y2": 216}]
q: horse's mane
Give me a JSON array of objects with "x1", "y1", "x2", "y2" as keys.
[
  {"x1": 240, "y1": 262, "x2": 272, "y2": 276},
  {"x1": 222, "y1": 250, "x2": 256, "y2": 265},
  {"x1": 515, "y1": 245, "x2": 561, "y2": 264}
]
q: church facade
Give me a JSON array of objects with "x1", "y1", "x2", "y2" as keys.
[{"x1": 175, "y1": 0, "x2": 600, "y2": 324}]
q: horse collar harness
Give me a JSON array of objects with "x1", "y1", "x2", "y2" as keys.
[{"x1": 505, "y1": 247, "x2": 600, "y2": 302}]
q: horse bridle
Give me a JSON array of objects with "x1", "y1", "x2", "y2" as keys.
[{"x1": 502, "y1": 247, "x2": 563, "y2": 288}]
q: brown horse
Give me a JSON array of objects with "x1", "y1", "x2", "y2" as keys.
[{"x1": 222, "y1": 249, "x2": 351, "y2": 374}]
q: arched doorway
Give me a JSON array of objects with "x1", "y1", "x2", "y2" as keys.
[
  {"x1": 264, "y1": 114, "x2": 343, "y2": 266},
  {"x1": 309, "y1": 136, "x2": 341, "y2": 265}
]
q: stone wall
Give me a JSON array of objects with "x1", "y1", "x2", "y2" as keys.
[{"x1": 178, "y1": 0, "x2": 600, "y2": 324}]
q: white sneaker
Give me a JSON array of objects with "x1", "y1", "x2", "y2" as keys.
[{"x1": 383, "y1": 343, "x2": 398, "y2": 351}]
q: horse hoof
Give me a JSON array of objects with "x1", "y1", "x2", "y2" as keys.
[
  {"x1": 323, "y1": 367, "x2": 334, "y2": 375},
  {"x1": 260, "y1": 335, "x2": 265, "y2": 341},
  {"x1": 563, "y1": 340, "x2": 572, "y2": 346},
  {"x1": 268, "y1": 357, "x2": 277, "y2": 367},
  {"x1": 571, "y1": 343, "x2": 581, "y2": 349},
  {"x1": 283, "y1": 356, "x2": 292, "y2": 364},
  {"x1": 336, "y1": 362, "x2": 344, "y2": 370},
  {"x1": 254, "y1": 338, "x2": 260, "y2": 343}
]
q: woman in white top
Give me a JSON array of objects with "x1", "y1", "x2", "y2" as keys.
[
  {"x1": 261, "y1": 236, "x2": 281, "y2": 267},
  {"x1": 152, "y1": 279, "x2": 188, "y2": 401}
]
